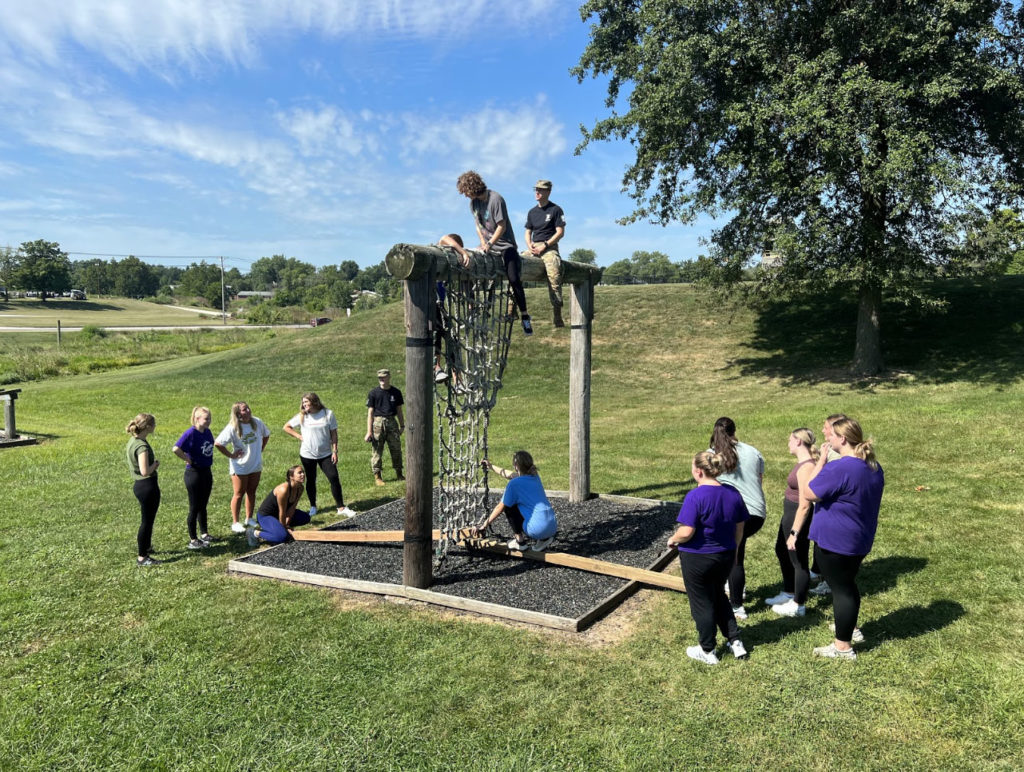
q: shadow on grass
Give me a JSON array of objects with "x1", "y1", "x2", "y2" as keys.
[
  {"x1": 731, "y1": 277, "x2": 1024, "y2": 386},
  {"x1": 860, "y1": 599, "x2": 965, "y2": 650},
  {"x1": 605, "y1": 480, "x2": 691, "y2": 501}
]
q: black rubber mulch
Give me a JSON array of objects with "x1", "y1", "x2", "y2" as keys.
[{"x1": 236, "y1": 492, "x2": 680, "y2": 619}]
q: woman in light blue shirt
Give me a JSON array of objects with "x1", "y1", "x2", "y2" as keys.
[{"x1": 473, "y1": 450, "x2": 557, "y2": 552}]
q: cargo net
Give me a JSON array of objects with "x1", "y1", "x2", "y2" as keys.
[{"x1": 433, "y1": 271, "x2": 514, "y2": 568}]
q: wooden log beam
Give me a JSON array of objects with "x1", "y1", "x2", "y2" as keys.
[
  {"x1": 385, "y1": 243, "x2": 603, "y2": 285},
  {"x1": 288, "y1": 529, "x2": 684, "y2": 592}
]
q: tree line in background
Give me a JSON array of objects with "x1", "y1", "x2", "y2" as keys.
[{"x1": 3, "y1": 223, "x2": 1022, "y2": 314}]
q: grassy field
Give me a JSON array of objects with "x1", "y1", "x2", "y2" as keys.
[
  {"x1": 0, "y1": 296, "x2": 241, "y2": 327},
  {"x1": 1, "y1": 280, "x2": 1022, "y2": 769}
]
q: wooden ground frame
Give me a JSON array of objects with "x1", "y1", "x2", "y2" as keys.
[{"x1": 228, "y1": 492, "x2": 682, "y2": 632}]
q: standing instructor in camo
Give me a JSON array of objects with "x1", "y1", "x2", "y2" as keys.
[
  {"x1": 365, "y1": 368, "x2": 405, "y2": 486},
  {"x1": 523, "y1": 179, "x2": 567, "y2": 328}
]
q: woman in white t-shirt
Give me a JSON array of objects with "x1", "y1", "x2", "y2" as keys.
[
  {"x1": 282, "y1": 392, "x2": 355, "y2": 518},
  {"x1": 214, "y1": 401, "x2": 270, "y2": 533}
]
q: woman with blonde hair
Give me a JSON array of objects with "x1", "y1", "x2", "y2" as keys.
[
  {"x1": 801, "y1": 417, "x2": 884, "y2": 660},
  {"x1": 247, "y1": 465, "x2": 311, "y2": 546},
  {"x1": 668, "y1": 450, "x2": 750, "y2": 665},
  {"x1": 214, "y1": 401, "x2": 270, "y2": 533},
  {"x1": 126, "y1": 413, "x2": 161, "y2": 567},
  {"x1": 765, "y1": 428, "x2": 819, "y2": 617},
  {"x1": 283, "y1": 392, "x2": 355, "y2": 518},
  {"x1": 172, "y1": 406, "x2": 216, "y2": 550}
]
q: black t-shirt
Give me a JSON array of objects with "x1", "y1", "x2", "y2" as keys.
[
  {"x1": 524, "y1": 201, "x2": 566, "y2": 243},
  {"x1": 366, "y1": 386, "x2": 404, "y2": 417}
]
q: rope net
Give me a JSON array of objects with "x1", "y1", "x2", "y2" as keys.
[{"x1": 433, "y1": 261, "x2": 514, "y2": 568}]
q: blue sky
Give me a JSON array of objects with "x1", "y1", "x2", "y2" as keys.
[{"x1": 0, "y1": 0, "x2": 715, "y2": 271}]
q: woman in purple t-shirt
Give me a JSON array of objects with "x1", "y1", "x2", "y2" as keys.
[
  {"x1": 801, "y1": 417, "x2": 884, "y2": 660},
  {"x1": 667, "y1": 450, "x2": 750, "y2": 665},
  {"x1": 172, "y1": 406, "x2": 216, "y2": 550}
]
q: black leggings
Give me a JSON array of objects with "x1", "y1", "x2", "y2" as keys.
[
  {"x1": 503, "y1": 504, "x2": 525, "y2": 536},
  {"x1": 133, "y1": 475, "x2": 160, "y2": 557},
  {"x1": 775, "y1": 498, "x2": 811, "y2": 603},
  {"x1": 727, "y1": 516, "x2": 764, "y2": 603},
  {"x1": 300, "y1": 455, "x2": 344, "y2": 509},
  {"x1": 814, "y1": 544, "x2": 866, "y2": 642},
  {"x1": 184, "y1": 466, "x2": 212, "y2": 540},
  {"x1": 679, "y1": 551, "x2": 741, "y2": 652},
  {"x1": 499, "y1": 246, "x2": 528, "y2": 314}
]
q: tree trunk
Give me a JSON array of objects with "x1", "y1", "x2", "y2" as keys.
[{"x1": 852, "y1": 283, "x2": 883, "y2": 375}]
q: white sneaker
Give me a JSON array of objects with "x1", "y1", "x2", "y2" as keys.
[
  {"x1": 810, "y1": 580, "x2": 832, "y2": 596},
  {"x1": 686, "y1": 645, "x2": 719, "y2": 665},
  {"x1": 230, "y1": 522, "x2": 246, "y2": 533},
  {"x1": 731, "y1": 605, "x2": 748, "y2": 620},
  {"x1": 765, "y1": 591, "x2": 794, "y2": 606},
  {"x1": 771, "y1": 599, "x2": 806, "y2": 617},
  {"x1": 507, "y1": 537, "x2": 530, "y2": 551},
  {"x1": 308, "y1": 505, "x2": 318, "y2": 517},
  {"x1": 830, "y1": 623, "x2": 865, "y2": 643},
  {"x1": 244, "y1": 517, "x2": 258, "y2": 528},
  {"x1": 727, "y1": 639, "x2": 748, "y2": 659},
  {"x1": 338, "y1": 506, "x2": 357, "y2": 518},
  {"x1": 813, "y1": 642, "x2": 856, "y2": 660}
]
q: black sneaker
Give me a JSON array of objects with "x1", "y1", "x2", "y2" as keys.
[
  {"x1": 521, "y1": 317, "x2": 533, "y2": 336},
  {"x1": 137, "y1": 556, "x2": 162, "y2": 567},
  {"x1": 187, "y1": 539, "x2": 205, "y2": 550}
]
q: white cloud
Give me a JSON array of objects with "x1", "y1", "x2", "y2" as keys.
[
  {"x1": 402, "y1": 99, "x2": 567, "y2": 179},
  {"x1": 0, "y1": 0, "x2": 555, "y2": 72}
]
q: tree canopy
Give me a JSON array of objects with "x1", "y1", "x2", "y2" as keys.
[
  {"x1": 11, "y1": 240, "x2": 72, "y2": 300},
  {"x1": 575, "y1": 0, "x2": 1024, "y2": 373}
]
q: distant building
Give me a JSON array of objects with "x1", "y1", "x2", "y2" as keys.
[{"x1": 236, "y1": 291, "x2": 275, "y2": 300}]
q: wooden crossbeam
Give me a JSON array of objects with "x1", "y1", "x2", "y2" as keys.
[{"x1": 288, "y1": 529, "x2": 684, "y2": 592}]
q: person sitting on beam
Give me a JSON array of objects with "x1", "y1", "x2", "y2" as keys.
[{"x1": 472, "y1": 450, "x2": 558, "y2": 551}]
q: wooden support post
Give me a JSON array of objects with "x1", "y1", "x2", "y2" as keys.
[
  {"x1": 402, "y1": 270, "x2": 435, "y2": 589},
  {"x1": 569, "y1": 279, "x2": 593, "y2": 502}
]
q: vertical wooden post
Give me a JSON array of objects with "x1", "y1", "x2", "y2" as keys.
[
  {"x1": 57, "y1": 319, "x2": 62, "y2": 349},
  {"x1": 402, "y1": 270, "x2": 435, "y2": 588},
  {"x1": 569, "y1": 279, "x2": 594, "y2": 502}
]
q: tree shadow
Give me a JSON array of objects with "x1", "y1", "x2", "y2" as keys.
[
  {"x1": 606, "y1": 480, "x2": 691, "y2": 501},
  {"x1": 730, "y1": 277, "x2": 1024, "y2": 386},
  {"x1": 3, "y1": 299, "x2": 124, "y2": 312}
]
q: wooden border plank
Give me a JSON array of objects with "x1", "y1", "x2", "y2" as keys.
[{"x1": 227, "y1": 558, "x2": 579, "y2": 631}]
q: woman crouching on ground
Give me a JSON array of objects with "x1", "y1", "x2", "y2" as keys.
[
  {"x1": 247, "y1": 465, "x2": 311, "y2": 546},
  {"x1": 126, "y1": 413, "x2": 161, "y2": 567},
  {"x1": 765, "y1": 428, "x2": 819, "y2": 617},
  {"x1": 801, "y1": 417, "x2": 884, "y2": 660},
  {"x1": 472, "y1": 451, "x2": 557, "y2": 551},
  {"x1": 668, "y1": 450, "x2": 750, "y2": 665}
]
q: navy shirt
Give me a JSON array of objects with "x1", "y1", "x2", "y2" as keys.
[
  {"x1": 524, "y1": 201, "x2": 566, "y2": 244},
  {"x1": 366, "y1": 386, "x2": 404, "y2": 417}
]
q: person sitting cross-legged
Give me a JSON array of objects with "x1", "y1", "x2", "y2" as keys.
[{"x1": 472, "y1": 450, "x2": 557, "y2": 551}]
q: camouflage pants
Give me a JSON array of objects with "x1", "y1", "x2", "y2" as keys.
[
  {"x1": 521, "y1": 245, "x2": 563, "y2": 312},
  {"x1": 370, "y1": 415, "x2": 403, "y2": 475}
]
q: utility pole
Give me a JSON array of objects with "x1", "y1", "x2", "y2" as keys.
[{"x1": 220, "y1": 256, "x2": 227, "y2": 325}]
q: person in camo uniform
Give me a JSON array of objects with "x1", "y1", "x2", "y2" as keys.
[{"x1": 364, "y1": 368, "x2": 405, "y2": 485}]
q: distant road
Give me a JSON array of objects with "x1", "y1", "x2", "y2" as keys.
[
  {"x1": 166, "y1": 305, "x2": 225, "y2": 317},
  {"x1": 0, "y1": 324, "x2": 306, "y2": 332}
]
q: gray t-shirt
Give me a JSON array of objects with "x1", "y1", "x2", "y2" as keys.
[
  {"x1": 716, "y1": 441, "x2": 766, "y2": 519},
  {"x1": 471, "y1": 189, "x2": 518, "y2": 251}
]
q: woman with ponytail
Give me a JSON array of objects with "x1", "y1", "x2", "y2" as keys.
[
  {"x1": 173, "y1": 406, "x2": 216, "y2": 550},
  {"x1": 765, "y1": 428, "x2": 819, "y2": 617},
  {"x1": 126, "y1": 413, "x2": 161, "y2": 567},
  {"x1": 709, "y1": 417, "x2": 766, "y2": 619},
  {"x1": 801, "y1": 417, "x2": 884, "y2": 660},
  {"x1": 667, "y1": 450, "x2": 750, "y2": 665}
]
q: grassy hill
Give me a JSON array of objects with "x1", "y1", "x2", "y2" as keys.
[{"x1": 1, "y1": 280, "x2": 1022, "y2": 769}]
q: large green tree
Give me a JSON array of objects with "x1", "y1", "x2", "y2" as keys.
[
  {"x1": 575, "y1": 0, "x2": 1024, "y2": 374},
  {"x1": 111, "y1": 256, "x2": 160, "y2": 298},
  {"x1": 12, "y1": 240, "x2": 72, "y2": 300}
]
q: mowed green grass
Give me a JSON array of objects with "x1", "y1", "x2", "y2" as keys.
[
  {"x1": 1, "y1": 281, "x2": 1022, "y2": 769},
  {"x1": 0, "y1": 296, "x2": 242, "y2": 327}
]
